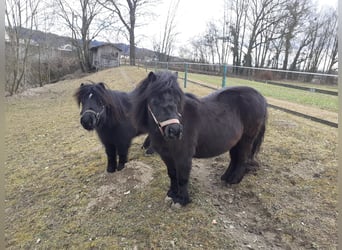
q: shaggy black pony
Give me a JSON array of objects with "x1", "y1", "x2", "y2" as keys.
[
  {"x1": 74, "y1": 82, "x2": 152, "y2": 172},
  {"x1": 131, "y1": 71, "x2": 267, "y2": 206}
]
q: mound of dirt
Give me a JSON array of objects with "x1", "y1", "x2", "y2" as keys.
[{"x1": 86, "y1": 161, "x2": 154, "y2": 212}]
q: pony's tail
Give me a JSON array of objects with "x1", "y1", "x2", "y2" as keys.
[{"x1": 251, "y1": 112, "x2": 267, "y2": 160}]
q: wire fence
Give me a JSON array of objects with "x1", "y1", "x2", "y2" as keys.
[
  {"x1": 140, "y1": 60, "x2": 338, "y2": 88},
  {"x1": 139, "y1": 60, "x2": 338, "y2": 128}
]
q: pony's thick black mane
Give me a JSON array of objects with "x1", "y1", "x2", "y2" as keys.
[
  {"x1": 150, "y1": 71, "x2": 181, "y2": 93},
  {"x1": 131, "y1": 71, "x2": 185, "y2": 130},
  {"x1": 137, "y1": 71, "x2": 183, "y2": 99},
  {"x1": 74, "y1": 82, "x2": 125, "y2": 121}
]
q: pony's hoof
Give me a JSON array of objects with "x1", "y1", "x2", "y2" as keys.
[
  {"x1": 107, "y1": 167, "x2": 116, "y2": 173},
  {"x1": 221, "y1": 171, "x2": 232, "y2": 182},
  {"x1": 226, "y1": 174, "x2": 243, "y2": 184},
  {"x1": 164, "y1": 196, "x2": 173, "y2": 206},
  {"x1": 171, "y1": 202, "x2": 182, "y2": 209},
  {"x1": 245, "y1": 160, "x2": 259, "y2": 173},
  {"x1": 165, "y1": 196, "x2": 183, "y2": 209},
  {"x1": 117, "y1": 164, "x2": 125, "y2": 171},
  {"x1": 171, "y1": 196, "x2": 191, "y2": 206},
  {"x1": 221, "y1": 171, "x2": 243, "y2": 184}
]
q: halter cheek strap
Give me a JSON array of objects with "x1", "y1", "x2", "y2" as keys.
[{"x1": 148, "y1": 105, "x2": 180, "y2": 136}]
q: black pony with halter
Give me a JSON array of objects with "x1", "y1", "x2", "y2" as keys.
[
  {"x1": 74, "y1": 81, "x2": 153, "y2": 172},
  {"x1": 131, "y1": 71, "x2": 268, "y2": 206}
]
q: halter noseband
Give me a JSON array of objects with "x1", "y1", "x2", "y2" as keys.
[
  {"x1": 80, "y1": 106, "x2": 105, "y2": 125},
  {"x1": 148, "y1": 105, "x2": 181, "y2": 136}
]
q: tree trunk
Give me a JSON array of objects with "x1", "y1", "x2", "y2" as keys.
[{"x1": 129, "y1": 28, "x2": 135, "y2": 65}]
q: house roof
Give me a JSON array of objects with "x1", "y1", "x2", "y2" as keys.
[{"x1": 90, "y1": 41, "x2": 122, "y2": 52}]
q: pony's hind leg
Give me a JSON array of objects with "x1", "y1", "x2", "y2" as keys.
[
  {"x1": 221, "y1": 136, "x2": 253, "y2": 184},
  {"x1": 221, "y1": 146, "x2": 239, "y2": 182},
  {"x1": 247, "y1": 122, "x2": 266, "y2": 172},
  {"x1": 105, "y1": 144, "x2": 117, "y2": 172}
]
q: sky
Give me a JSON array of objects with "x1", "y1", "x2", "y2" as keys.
[
  {"x1": 50, "y1": 0, "x2": 337, "y2": 55},
  {"x1": 135, "y1": 0, "x2": 224, "y2": 50},
  {"x1": 131, "y1": 0, "x2": 337, "y2": 55}
]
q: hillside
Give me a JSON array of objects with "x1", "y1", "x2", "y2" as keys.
[{"x1": 6, "y1": 27, "x2": 161, "y2": 59}]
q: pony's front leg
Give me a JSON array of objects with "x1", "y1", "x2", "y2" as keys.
[
  {"x1": 117, "y1": 144, "x2": 129, "y2": 171},
  {"x1": 160, "y1": 155, "x2": 178, "y2": 199},
  {"x1": 105, "y1": 144, "x2": 117, "y2": 173},
  {"x1": 173, "y1": 158, "x2": 192, "y2": 206},
  {"x1": 161, "y1": 155, "x2": 192, "y2": 206},
  {"x1": 142, "y1": 135, "x2": 154, "y2": 155}
]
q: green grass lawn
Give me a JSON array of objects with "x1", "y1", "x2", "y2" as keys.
[{"x1": 175, "y1": 71, "x2": 338, "y2": 112}]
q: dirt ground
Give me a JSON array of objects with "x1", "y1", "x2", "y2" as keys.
[{"x1": 5, "y1": 66, "x2": 337, "y2": 249}]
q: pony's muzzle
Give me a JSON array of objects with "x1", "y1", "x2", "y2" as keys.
[
  {"x1": 164, "y1": 123, "x2": 183, "y2": 140},
  {"x1": 80, "y1": 113, "x2": 97, "y2": 130}
]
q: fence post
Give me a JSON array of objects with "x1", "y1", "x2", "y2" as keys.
[
  {"x1": 222, "y1": 64, "x2": 227, "y2": 87},
  {"x1": 184, "y1": 63, "x2": 188, "y2": 88}
]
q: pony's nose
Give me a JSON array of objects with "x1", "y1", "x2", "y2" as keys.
[
  {"x1": 80, "y1": 114, "x2": 96, "y2": 130},
  {"x1": 165, "y1": 124, "x2": 183, "y2": 140}
]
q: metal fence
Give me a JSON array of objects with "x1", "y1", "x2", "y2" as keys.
[
  {"x1": 141, "y1": 61, "x2": 338, "y2": 88},
  {"x1": 140, "y1": 60, "x2": 338, "y2": 128}
]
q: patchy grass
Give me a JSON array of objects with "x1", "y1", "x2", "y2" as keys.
[{"x1": 5, "y1": 66, "x2": 337, "y2": 249}]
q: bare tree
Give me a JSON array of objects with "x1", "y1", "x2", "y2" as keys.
[
  {"x1": 5, "y1": 0, "x2": 40, "y2": 95},
  {"x1": 280, "y1": 0, "x2": 312, "y2": 70},
  {"x1": 97, "y1": 0, "x2": 157, "y2": 66},
  {"x1": 54, "y1": 0, "x2": 113, "y2": 72},
  {"x1": 326, "y1": 34, "x2": 337, "y2": 74},
  {"x1": 255, "y1": 19, "x2": 283, "y2": 67},
  {"x1": 320, "y1": 7, "x2": 338, "y2": 74},
  {"x1": 302, "y1": 8, "x2": 337, "y2": 80},
  {"x1": 195, "y1": 22, "x2": 220, "y2": 64},
  {"x1": 228, "y1": 0, "x2": 249, "y2": 70},
  {"x1": 203, "y1": 22, "x2": 219, "y2": 64},
  {"x1": 216, "y1": 0, "x2": 231, "y2": 65},
  {"x1": 177, "y1": 46, "x2": 193, "y2": 60},
  {"x1": 153, "y1": 0, "x2": 179, "y2": 62},
  {"x1": 194, "y1": 19, "x2": 231, "y2": 65},
  {"x1": 243, "y1": 0, "x2": 286, "y2": 67},
  {"x1": 31, "y1": 7, "x2": 57, "y2": 86}
]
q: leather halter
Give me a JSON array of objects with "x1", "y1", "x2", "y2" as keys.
[
  {"x1": 147, "y1": 105, "x2": 180, "y2": 136},
  {"x1": 80, "y1": 106, "x2": 105, "y2": 125}
]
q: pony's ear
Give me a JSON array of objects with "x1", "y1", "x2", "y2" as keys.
[
  {"x1": 148, "y1": 71, "x2": 156, "y2": 82},
  {"x1": 98, "y1": 82, "x2": 106, "y2": 89}
]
